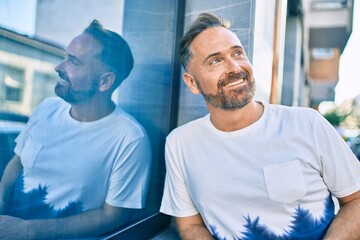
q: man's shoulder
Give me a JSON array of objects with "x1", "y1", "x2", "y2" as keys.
[
  {"x1": 111, "y1": 108, "x2": 149, "y2": 139},
  {"x1": 34, "y1": 97, "x2": 68, "y2": 112},
  {"x1": 31, "y1": 97, "x2": 67, "y2": 118},
  {"x1": 265, "y1": 103, "x2": 322, "y2": 129},
  {"x1": 38, "y1": 97, "x2": 65, "y2": 106},
  {"x1": 167, "y1": 115, "x2": 208, "y2": 141},
  {"x1": 267, "y1": 103, "x2": 318, "y2": 118}
]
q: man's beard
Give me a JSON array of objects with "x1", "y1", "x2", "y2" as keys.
[
  {"x1": 196, "y1": 72, "x2": 256, "y2": 111},
  {"x1": 55, "y1": 74, "x2": 98, "y2": 104}
]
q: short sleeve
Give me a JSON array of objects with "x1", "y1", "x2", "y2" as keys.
[
  {"x1": 315, "y1": 112, "x2": 360, "y2": 198},
  {"x1": 160, "y1": 137, "x2": 198, "y2": 217},
  {"x1": 106, "y1": 136, "x2": 152, "y2": 209}
]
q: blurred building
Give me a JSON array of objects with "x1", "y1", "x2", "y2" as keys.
[
  {"x1": 0, "y1": 26, "x2": 63, "y2": 115},
  {"x1": 304, "y1": 0, "x2": 354, "y2": 108},
  {"x1": 267, "y1": 0, "x2": 354, "y2": 109}
]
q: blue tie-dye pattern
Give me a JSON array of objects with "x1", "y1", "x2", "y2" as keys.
[
  {"x1": 210, "y1": 225, "x2": 228, "y2": 240},
  {"x1": 210, "y1": 195, "x2": 334, "y2": 240},
  {"x1": 5, "y1": 173, "x2": 83, "y2": 219}
]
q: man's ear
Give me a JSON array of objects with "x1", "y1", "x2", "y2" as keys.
[
  {"x1": 98, "y1": 72, "x2": 115, "y2": 92},
  {"x1": 183, "y1": 72, "x2": 200, "y2": 95}
]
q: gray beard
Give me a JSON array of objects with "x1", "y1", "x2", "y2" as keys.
[
  {"x1": 196, "y1": 78, "x2": 256, "y2": 111},
  {"x1": 55, "y1": 82, "x2": 98, "y2": 104}
]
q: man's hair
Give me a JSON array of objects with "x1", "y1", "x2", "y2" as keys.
[
  {"x1": 179, "y1": 13, "x2": 231, "y2": 70},
  {"x1": 84, "y1": 20, "x2": 134, "y2": 88}
]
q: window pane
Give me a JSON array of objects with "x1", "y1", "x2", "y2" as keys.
[
  {"x1": 0, "y1": 0, "x2": 176, "y2": 238},
  {"x1": 4, "y1": 66, "x2": 25, "y2": 102}
]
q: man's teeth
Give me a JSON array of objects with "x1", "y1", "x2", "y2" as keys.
[{"x1": 224, "y1": 79, "x2": 245, "y2": 87}]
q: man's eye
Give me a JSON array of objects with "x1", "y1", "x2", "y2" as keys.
[
  {"x1": 68, "y1": 58, "x2": 77, "y2": 65},
  {"x1": 234, "y1": 51, "x2": 243, "y2": 57},
  {"x1": 210, "y1": 58, "x2": 221, "y2": 65}
]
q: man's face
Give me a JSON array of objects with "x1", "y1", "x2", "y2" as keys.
[
  {"x1": 54, "y1": 33, "x2": 105, "y2": 104},
  {"x1": 186, "y1": 27, "x2": 255, "y2": 111}
]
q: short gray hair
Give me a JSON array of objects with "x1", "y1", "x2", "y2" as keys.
[
  {"x1": 179, "y1": 13, "x2": 231, "y2": 70},
  {"x1": 84, "y1": 20, "x2": 134, "y2": 88}
]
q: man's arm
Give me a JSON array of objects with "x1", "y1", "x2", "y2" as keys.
[
  {"x1": 0, "y1": 155, "x2": 23, "y2": 213},
  {"x1": 323, "y1": 190, "x2": 360, "y2": 239},
  {"x1": 0, "y1": 203, "x2": 141, "y2": 239},
  {"x1": 176, "y1": 214, "x2": 214, "y2": 240}
]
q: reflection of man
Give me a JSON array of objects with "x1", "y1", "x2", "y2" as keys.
[
  {"x1": 0, "y1": 20, "x2": 152, "y2": 239},
  {"x1": 160, "y1": 13, "x2": 360, "y2": 240}
]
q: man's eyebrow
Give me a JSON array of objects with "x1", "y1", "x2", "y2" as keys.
[
  {"x1": 67, "y1": 53, "x2": 82, "y2": 64},
  {"x1": 202, "y1": 52, "x2": 221, "y2": 65},
  {"x1": 66, "y1": 53, "x2": 76, "y2": 59},
  {"x1": 202, "y1": 45, "x2": 244, "y2": 64},
  {"x1": 231, "y1": 45, "x2": 244, "y2": 51}
]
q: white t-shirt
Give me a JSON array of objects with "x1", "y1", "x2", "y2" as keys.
[
  {"x1": 7, "y1": 97, "x2": 152, "y2": 219},
  {"x1": 160, "y1": 102, "x2": 360, "y2": 239}
]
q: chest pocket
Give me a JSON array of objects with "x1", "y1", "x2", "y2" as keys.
[
  {"x1": 263, "y1": 160, "x2": 307, "y2": 204},
  {"x1": 21, "y1": 136, "x2": 43, "y2": 169}
]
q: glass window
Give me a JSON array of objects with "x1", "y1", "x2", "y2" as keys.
[
  {"x1": 0, "y1": 0, "x2": 182, "y2": 238},
  {"x1": 312, "y1": 48, "x2": 335, "y2": 60},
  {"x1": 4, "y1": 65, "x2": 25, "y2": 102}
]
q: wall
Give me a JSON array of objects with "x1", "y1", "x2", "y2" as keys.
[{"x1": 309, "y1": 49, "x2": 340, "y2": 81}]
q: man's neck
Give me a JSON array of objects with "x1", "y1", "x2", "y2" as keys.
[
  {"x1": 69, "y1": 99, "x2": 115, "y2": 122},
  {"x1": 208, "y1": 101, "x2": 264, "y2": 132}
]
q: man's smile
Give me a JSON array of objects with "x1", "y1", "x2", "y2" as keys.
[
  {"x1": 221, "y1": 71, "x2": 249, "y2": 89},
  {"x1": 224, "y1": 78, "x2": 245, "y2": 88}
]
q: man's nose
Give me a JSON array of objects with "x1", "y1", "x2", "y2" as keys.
[
  {"x1": 225, "y1": 58, "x2": 241, "y2": 74},
  {"x1": 55, "y1": 60, "x2": 65, "y2": 73}
]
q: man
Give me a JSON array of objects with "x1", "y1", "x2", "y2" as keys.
[
  {"x1": 0, "y1": 20, "x2": 152, "y2": 239},
  {"x1": 160, "y1": 13, "x2": 360, "y2": 240}
]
